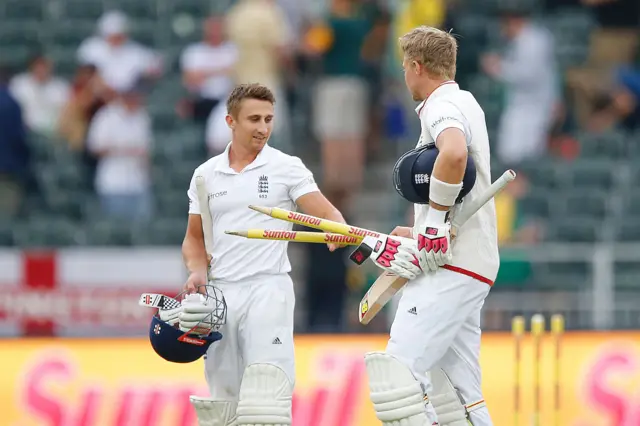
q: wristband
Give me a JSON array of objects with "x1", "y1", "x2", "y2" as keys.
[{"x1": 429, "y1": 176, "x2": 463, "y2": 207}]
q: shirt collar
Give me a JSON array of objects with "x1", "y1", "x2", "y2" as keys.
[
  {"x1": 415, "y1": 81, "x2": 459, "y2": 116},
  {"x1": 214, "y1": 142, "x2": 272, "y2": 174}
]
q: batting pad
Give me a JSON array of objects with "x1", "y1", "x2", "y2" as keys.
[
  {"x1": 189, "y1": 396, "x2": 237, "y2": 426},
  {"x1": 364, "y1": 352, "x2": 431, "y2": 426},
  {"x1": 236, "y1": 363, "x2": 292, "y2": 425},
  {"x1": 430, "y1": 368, "x2": 485, "y2": 426}
]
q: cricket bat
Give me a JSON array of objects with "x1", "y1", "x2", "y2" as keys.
[
  {"x1": 195, "y1": 176, "x2": 214, "y2": 276},
  {"x1": 358, "y1": 169, "x2": 516, "y2": 325}
]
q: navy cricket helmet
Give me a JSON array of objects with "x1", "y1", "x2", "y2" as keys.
[
  {"x1": 143, "y1": 286, "x2": 227, "y2": 364},
  {"x1": 393, "y1": 145, "x2": 476, "y2": 204}
]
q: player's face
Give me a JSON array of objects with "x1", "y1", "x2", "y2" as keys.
[
  {"x1": 230, "y1": 99, "x2": 274, "y2": 151},
  {"x1": 402, "y1": 56, "x2": 422, "y2": 101}
]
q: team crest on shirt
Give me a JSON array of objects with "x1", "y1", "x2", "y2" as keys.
[{"x1": 258, "y1": 175, "x2": 269, "y2": 198}]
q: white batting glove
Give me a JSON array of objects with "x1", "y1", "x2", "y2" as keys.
[
  {"x1": 349, "y1": 235, "x2": 423, "y2": 280},
  {"x1": 179, "y1": 294, "x2": 217, "y2": 335},
  {"x1": 417, "y1": 222, "x2": 452, "y2": 272},
  {"x1": 159, "y1": 303, "x2": 183, "y2": 326}
]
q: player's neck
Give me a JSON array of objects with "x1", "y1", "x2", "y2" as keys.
[
  {"x1": 228, "y1": 140, "x2": 260, "y2": 171},
  {"x1": 421, "y1": 79, "x2": 456, "y2": 100}
]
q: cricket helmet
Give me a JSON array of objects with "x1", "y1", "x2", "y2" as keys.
[
  {"x1": 393, "y1": 145, "x2": 476, "y2": 204},
  {"x1": 143, "y1": 285, "x2": 227, "y2": 363}
]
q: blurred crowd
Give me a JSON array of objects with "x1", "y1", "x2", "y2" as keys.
[{"x1": 1, "y1": 0, "x2": 639, "y2": 331}]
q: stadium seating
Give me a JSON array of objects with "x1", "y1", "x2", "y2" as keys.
[{"x1": 1, "y1": 0, "x2": 638, "y2": 297}]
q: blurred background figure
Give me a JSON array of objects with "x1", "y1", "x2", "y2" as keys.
[
  {"x1": 225, "y1": 0, "x2": 292, "y2": 150},
  {"x1": 562, "y1": 0, "x2": 640, "y2": 129},
  {"x1": 307, "y1": 0, "x2": 387, "y2": 208},
  {"x1": 588, "y1": 47, "x2": 640, "y2": 132},
  {"x1": 179, "y1": 16, "x2": 237, "y2": 125},
  {"x1": 77, "y1": 10, "x2": 163, "y2": 101},
  {"x1": 481, "y1": 5, "x2": 560, "y2": 168},
  {"x1": 57, "y1": 64, "x2": 101, "y2": 151},
  {"x1": 9, "y1": 52, "x2": 69, "y2": 137},
  {"x1": 0, "y1": 67, "x2": 30, "y2": 218},
  {"x1": 86, "y1": 83, "x2": 152, "y2": 221}
]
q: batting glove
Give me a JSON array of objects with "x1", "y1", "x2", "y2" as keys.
[
  {"x1": 417, "y1": 222, "x2": 452, "y2": 272},
  {"x1": 349, "y1": 235, "x2": 423, "y2": 280},
  {"x1": 179, "y1": 294, "x2": 218, "y2": 335},
  {"x1": 159, "y1": 303, "x2": 183, "y2": 326}
]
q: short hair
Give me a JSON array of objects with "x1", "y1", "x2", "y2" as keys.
[
  {"x1": 226, "y1": 83, "x2": 276, "y2": 117},
  {"x1": 399, "y1": 26, "x2": 458, "y2": 80}
]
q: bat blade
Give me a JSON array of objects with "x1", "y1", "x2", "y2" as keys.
[{"x1": 359, "y1": 273, "x2": 408, "y2": 325}]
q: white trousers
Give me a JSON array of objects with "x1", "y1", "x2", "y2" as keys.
[
  {"x1": 386, "y1": 269, "x2": 493, "y2": 426},
  {"x1": 204, "y1": 274, "x2": 296, "y2": 400}
]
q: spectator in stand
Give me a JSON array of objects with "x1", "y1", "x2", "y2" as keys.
[
  {"x1": 481, "y1": 5, "x2": 559, "y2": 167},
  {"x1": 57, "y1": 64, "x2": 102, "y2": 151},
  {"x1": 306, "y1": 0, "x2": 381, "y2": 204},
  {"x1": 86, "y1": 83, "x2": 152, "y2": 221},
  {"x1": 77, "y1": 10, "x2": 163, "y2": 102},
  {"x1": 590, "y1": 63, "x2": 640, "y2": 131},
  {"x1": 178, "y1": 16, "x2": 238, "y2": 124},
  {"x1": 9, "y1": 52, "x2": 69, "y2": 137},
  {"x1": 57, "y1": 64, "x2": 104, "y2": 191},
  {"x1": 561, "y1": 0, "x2": 640, "y2": 128},
  {"x1": 225, "y1": 0, "x2": 293, "y2": 150},
  {"x1": 0, "y1": 67, "x2": 30, "y2": 218}
]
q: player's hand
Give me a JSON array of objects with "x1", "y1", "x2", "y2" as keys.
[
  {"x1": 184, "y1": 271, "x2": 207, "y2": 295},
  {"x1": 327, "y1": 242, "x2": 347, "y2": 252},
  {"x1": 179, "y1": 293, "x2": 217, "y2": 335},
  {"x1": 390, "y1": 226, "x2": 413, "y2": 239},
  {"x1": 349, "y1": 235, "x2": 422, "y2": 280},
  {"x1": 417, "y1": 222, "x2": 452, "y2": 272},
  {"x1": 158, "y1": 301, "x2": 182, "y2": 326}
]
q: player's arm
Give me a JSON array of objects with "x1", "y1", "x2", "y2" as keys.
[
  {"x1": 296, "y1": 191, "x2": 346, "y2": 226},
  {"x1": 416, "y1": 102, "x2": 469, "y2": 271},
  {"x1": 431, "y1": 128, "x2": 468, "y2": 214},
  {"x1": 287, "y1": 158, "x2": 347, "y2": 250},
  {"x1": 182, "y1": 173, "x2": 209, "y2": 293},
  {"x1": 296, "y1": 192, "x2": 347, "y2": 252},
  {"x1": 182, "y1": 214, "x2": 209, "y2": 277}
]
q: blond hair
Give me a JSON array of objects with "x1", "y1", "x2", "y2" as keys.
[{"x1": 399, "y1": 26, "x2": 458, "y2": 80}]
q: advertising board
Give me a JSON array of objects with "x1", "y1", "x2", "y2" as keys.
[{"x1": 1, "y1": 333, "x2": 639, "y2": 425}]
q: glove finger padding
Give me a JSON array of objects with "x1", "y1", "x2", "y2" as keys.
[
  {"x1": 423, "y1": 249, "x2": 438, "y2": 273},
  {"x1": 159, "y1": 306, "x2": 182, "y2": 325},
  {"x1": 417, "y1": 224, "x2": 452, "y2": 272},
  {"x1": 351, "y1": 235, "x2": 422, "y2": 280},
  {"x1": 179, "y1": 312, "x2": 212, "y2": 323},
  {"x1": 179, "y1": 294, "x2": 217, "y2": 334},
  {"x1": 182, "y1": 304, "x2": 216, "y2": 314}
]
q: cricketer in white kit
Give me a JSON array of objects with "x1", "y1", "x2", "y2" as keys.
[
  {"x1": 181, "y1": 84, "x2": 346, "y2": 426},
  {"x1": 360, "y1": 27, "x2": 499, "y2": 426}
]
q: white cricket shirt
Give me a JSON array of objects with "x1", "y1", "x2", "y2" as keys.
[
  {"x1": 180, "y1": 41, "x2": 238, "y2": 100},
  {"x1": 86, "y1": 102, "x2": 152, "y2": 194},
  {"x1": 188, "y1": 143, "x2": 319, "y2": 283},
  {"x1": 77, "y1": 37, "x2": 160, "y2": 92},
  {"x1": 412, "y1": 82, "x2": 500, "y2": 284}
]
